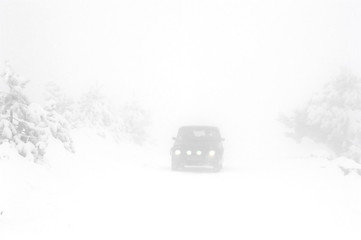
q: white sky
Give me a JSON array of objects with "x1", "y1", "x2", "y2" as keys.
[{"x1": 1, "y1": 0, "x2": 361, "y2": 141}]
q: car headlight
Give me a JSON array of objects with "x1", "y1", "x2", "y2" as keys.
[
  {"x1": 174, "y1": 149, "x2": 181, "y2": 155},
  {"x1": 186, "y1": 150, "x2": 192, "y2": 155},
  {"x1": 209, "y1": 150, "x2": 216, "y2": 157},
  {"x1": 196, "y1": 150, "x2": 202, "y2": 156}
]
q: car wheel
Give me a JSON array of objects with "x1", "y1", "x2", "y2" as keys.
[
  {"x1": 172, "y1": 159, "x2": 182, "y2": 171},
  {"x1": 213, "y1": 161, "x2": 222, "y2": 172}
]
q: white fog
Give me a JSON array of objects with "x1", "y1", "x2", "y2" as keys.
[{"x1": 1, "y1": 0, "x2": 361, "y2": 239}]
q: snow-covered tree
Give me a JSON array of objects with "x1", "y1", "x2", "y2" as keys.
[
  {"x1": 0, "y1": 65, "x2": 74, "y2": 162},
  {"x1": 281, "y1": 71, "x2": 361, "y2": 161},
  {"x1": 1, "y1": 65, "x2": 30, "y2": 123},
  {"x1": 75, "y1": 85, "x2": 150, "y2": 144},
  {"x1": 77, "y1": 85, "x2": 113, "y2": 128},
  {"x1": 44, "y1": 100, "x2": 75, "y2": 153},
  {"x1": 44, "y1": 81, "x2": 77, "y2": 128},
  {"x1": 44, "y1": 82, "x2": 74, "y2": 113},
  {"x1": 116, "y1": 101, "x2": 150, "y2": 145}
]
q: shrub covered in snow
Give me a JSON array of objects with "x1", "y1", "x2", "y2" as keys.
[{"x1": 281, "y1": 71, "x2": 361, "y2": 162}]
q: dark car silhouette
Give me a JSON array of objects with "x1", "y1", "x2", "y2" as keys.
[{"x1": 171, "y1": 126, "x2": 224, "y2": 172}]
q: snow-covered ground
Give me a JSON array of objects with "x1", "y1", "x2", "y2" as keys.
[{"x1": 1, "y1": 128, "x2": 361, "y2": 240}]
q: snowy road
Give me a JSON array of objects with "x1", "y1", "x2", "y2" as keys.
[{"x1": 1, "y1": 133, "x2": 361, "y2": 240}]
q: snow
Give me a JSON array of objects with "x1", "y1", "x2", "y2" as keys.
[
  {"x1": 332, "y1": 157, "x2": 361, "y2": 170},
  {"x1": 1, "y1": 128, "x2": 361, "y2": 240}
]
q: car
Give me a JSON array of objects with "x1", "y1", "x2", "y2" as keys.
[{"x1": 170, "y1": 126, "x2": 224, "y2": 172}]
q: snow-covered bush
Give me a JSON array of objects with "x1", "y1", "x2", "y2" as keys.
[{"x1": 281, "y1": 71, "x2": 361, "y2": 162}]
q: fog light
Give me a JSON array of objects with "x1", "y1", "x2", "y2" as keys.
[
  {"x1": 209, "y1": 150, "x2": 216, "y2": 157},
  {"x1": 196, "y1": 150, "x2": 202, "y2": 156},
  {"x1": 174, "y1": 150, "x2": 181, "y2": 155},
  {"x1": 186, "y1": 150, "x2": 192, "y2": 155}
]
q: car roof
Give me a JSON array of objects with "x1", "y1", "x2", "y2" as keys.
[{"x1": 179, "y1": 125, "x2": 220, "y2": 130}]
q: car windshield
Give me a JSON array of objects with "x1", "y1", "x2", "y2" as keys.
[{"x1": 177, "y1": 127, "x2": 220, "y2": 141}]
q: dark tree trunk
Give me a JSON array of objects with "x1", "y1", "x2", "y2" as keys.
[{"x1": 10, "y1": 109, "x2": 13, "y2": 123}]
